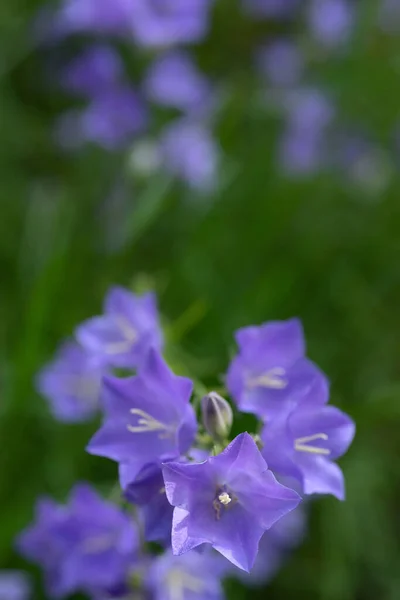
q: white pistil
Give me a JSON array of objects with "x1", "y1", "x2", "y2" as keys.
[
  {"x1": 166, "y1": 569, "x2": 204, "y2": 600},
  {"x1": 294, "y1": 433, "x2": 330, "y2": 455},
  {"x1": 105, "y1": 315, "x2": 138, "y2": 355},
  {"x1": 218, "y1": 491, "x2": 232, "y2": 506},
  {"x1": 247, "y1": 367, "x2": 287, "y2": 390},
  {"x1": 127, "y1": 408, "x2": 172, "y2": 439}
]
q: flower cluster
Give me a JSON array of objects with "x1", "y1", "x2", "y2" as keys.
[
  {"x1": 34, "y1": 0, "x2": 395, "y2": 194},
  {"x1": 18, "y1": 285, "x2": 355, "y2": 599}
]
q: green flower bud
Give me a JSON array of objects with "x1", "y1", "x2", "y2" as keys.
[{"x1": 201, "y1": 391, "x2": 233, "y2": 441}]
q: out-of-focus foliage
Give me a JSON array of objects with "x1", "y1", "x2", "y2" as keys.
[{"x1": 1, "y1": 1, "x2": 400, "y2": 599}]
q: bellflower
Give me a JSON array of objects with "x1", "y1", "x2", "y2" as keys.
[
  {"x1": 257, "y1": 39, "x2": 304, "y2": 88},
  {"x1": 308, "y1": 0, "x2": 353, "y2": 48},
  {"x1": 87, "y1": 349, "x2": 196, "y2": 474},
  {"x1": 130, "y1": 0, "x2": 214, "y2": 48},
  {"x1": 0, "y1": 572, "x2": 30, "y2": 600},
  {"x1": 56, "y1": 0, "x2": 133, "y2": 36},
  {"x1": 78, "y1": 87, "x2": 148, "y2": 150},
  {"x1": 76, "y1": 287, "x2": 162, "y2": 369},
  {"x1": 144, "y1": 51, "x2": 211, "y2": 115},
  {"x1": 61, "y1": 46, "x2": 123, "y2": 98},
  {"x1": 160, "y1": 119, "x2": 219, "y2": 191},
  {"x1": 122, "y1": 462, "x2": 173, "y2": 546},
  {"x1": 261, "y1": 387, "x2": 355, "y2": 499},
  {"x1": 147, "y1": 550, "x2": 225, "y2": 600},
  {"x1": 18, "y1": 485, "x2": 138, "y2": 598},
  {"x1": 162, "y1": 432, "x2": 301, "y2": 572},
  {"x1": 37, "y1": 342, "x2": 104, "y2": 422},
  {"x1": 226, "y1": 318, "x2": 326, "y2": 420}
]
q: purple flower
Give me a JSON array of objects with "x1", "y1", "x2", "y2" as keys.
[
  {"x1": 56, "y1": 0, "x2": 133, "y2": 36},
  {"x1": 285, "y1": 88, "x2": 335, "y2": 132},
  {"x1": 0, "y1": 572, "x2": 30, "y2": 600},
  {"x1": 130, "y1": 0, "x2": 214, "y2": 48},
  {"x1": 61, "y1": 46, "x2": 123, "y2": 98},
  {"x1": 76, "y1": 287, "x2": 162, "y2": 369},
  {"x1": 147, "y1": 550, "x2": 225, "y2": 600},
  {"x1": 260, "y1": 391, "x2": 355, "y2": 499},
  {"x1": 308, "y1": 0, "x2": 353, "y2": 48},
  {"x1": 160, "y1": 119, "x2": 219, "y2": 191},
  {"x1": 37, "y1": 342, "x2": 104, "y2": 422},
  {"x1": 242, "y1": 0, "x2": 300, "y2": 20},
  {"x1": 162, "y1": 432, "x2": 301, "y2": 572},
  {"x1": 17, "y1": 485, "x2": 137, "y2": 597},
  {"x1": 122, "y1": 462, "x2": 173, "y2": 546},
  {"x1": 226, "y1": 318, "x2": 326, "y2": 420},
  {"x1": 78, "y1": 86, "x2": 148, "y2": 150},
  {"x1": 87, "y1": 349, "x2": 196, "y2": 473},
  {"x1": 144, "y1": 51, "x2": 212, "y2": 114},
  {"x1": 257, "y1": 39, "x2": 304, "y2": 88},
  {"x1": 278, "y1": 126, "x2": 328, "y2": 175}
]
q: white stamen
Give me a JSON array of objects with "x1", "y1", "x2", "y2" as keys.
[
  {"x1": 105, "y1": 315, "x2": 138, "y2": 355},
  {"x1": 127, "y1": 408, "x2": 172, "y2": 438},
  {"x1": 294, "y1": 433, "x2": 330, "y2": 455},
  {"x1": 247, "y1": 367, "x2": 288, "y2": 390},
  {"x1": 218, "y1": 492, "x2": 232, "y2": 506},
  {"x1": 166, "y1": 568, "x2": 204, "y2": 600}
]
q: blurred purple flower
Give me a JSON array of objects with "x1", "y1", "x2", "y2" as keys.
[
  {"x1": 17, "y1": 485, "x2": 137, "y2": 598},
  {"x1": 278, "y1": 127, "x2": 328, "y2": 175},
  {"x1": 147, "y1": 550, "x2": 225, "y2": 600},
  {"x1": 285, "y1": 88, "x2": 334, "y2": 132},
  {"x1": 144, "y1": 51, "x2": 212, "y2": 114},
  {"x1": 257, "y1": 39, "x2": 304, "y2": 88},
  {"x1": 79, "y1": 86, "x2": 148, "y2": 150},
  {"x1": 76, "y1": 287, "x2": 162, "y2": 369},
  {"x1": 160, "y1": 119, "x2": 219, "y2": 191},
  {"x1": 122, "y1": 462, "x2": 173, "y2": 546},
  {"x1": 0, "y1": 571, "x2": 30, "y2": 600},
  {"x1": 87, "y1": 349, "x2": 196, "y2": 473},
  {"x1": 308, "y1": 0, "x2": 354, "y2": 48},
  {"x1": 130, "y1": 0, "x2": 214, "y2": 48},
  {"x1": 61, "y1": 46, "x2": 123, "y2": 98},
  {"x1": 162, "y1": 432, "x2": 301, "y2": 572},
  {"x1": 226, "y1": 318, "x2": 327, "y2": 420},
  {"x1": 261, "y1": 388, "x2": 355, "y2": 499},
  {"x1": 279, "y1": 88, "x2": 335, "y2": 175},
  {"x1": 37, "y1": 342, "x2": 104, "y2": 422},
  {"x1": 56, "y1": 0, "x2": 133, "y2": 36},
  {"x1": 242, "y1": 0, "x2": 300, "y2": 19}
]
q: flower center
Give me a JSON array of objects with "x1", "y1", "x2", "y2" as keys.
[
  {"x1": 165, "y1": 568, "x2": 204, "y2": 600},
  {"x1": 247, "y1": 367, "x2": 288, "y2": 390},
  {"x1": 218, "y1": 491, "x2": 232, "y2": 505},
  {"x1": 213, "y1": 487, "x2": 235, "y2": 519}
]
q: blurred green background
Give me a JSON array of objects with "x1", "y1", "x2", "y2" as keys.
[{"x1": 1, "y1": 1, "x2": 400, "y2": 599}]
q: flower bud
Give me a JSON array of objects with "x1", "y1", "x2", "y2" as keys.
[{"x1": 201, "y1": 391, "x2": 233, "y2": 441}]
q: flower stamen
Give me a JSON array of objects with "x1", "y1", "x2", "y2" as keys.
[
  {"x1": 294, "y1": 433, "x2": 330, "y2": 455},
  {"x1": 247, "y1": 367, "x2": 287, "y2": 390},
  {"x1": 127, "y1": 408, "x2": 173, "y2": 439},
  {"x1": 105, "y1": 315, "x2": 138, "y2": 355}
]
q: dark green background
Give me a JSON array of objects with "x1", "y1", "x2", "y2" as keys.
[{"x1": 1, "y1": 1, "x2": 400, "y2": 598}]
